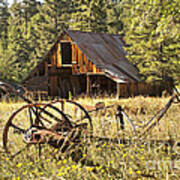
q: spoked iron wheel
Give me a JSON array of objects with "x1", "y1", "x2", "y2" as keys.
[
  {"x1": 2, "y1": 103, "x2": 71, "y2": 157},
  {"x1": 3, "y1": 100, "x2": 93, "y2": 157},
  {"x1": 3, "y1": 104, "x2": 38, "y2": 156}
]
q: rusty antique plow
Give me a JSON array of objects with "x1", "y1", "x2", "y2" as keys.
[
  {"x1": 1, "y1": 81, "x2": 180, "y2": 158},
  {"x1": 2, "y1": 99, "x2": 94, "y2": 157}
]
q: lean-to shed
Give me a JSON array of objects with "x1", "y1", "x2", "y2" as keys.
[{"x1": 23, "y1": 30, "x2": 165, "y2": 98}]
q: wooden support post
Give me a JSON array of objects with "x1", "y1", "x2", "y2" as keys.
[
  {"x1": 117, "y1": 83, "x2": 120, "y2": 99},
  {"x1": 107, "y1": 79, "x2": 111, "y2": 94},
  {"x1": 61, "y1": 100, "x2": 65, "y2": 121},
  {"x1": 86, "y1": 75, "x2": 90, "y2": 96},
  {"x1": 45, "y1": 61, "x2": 48, "y2": 76},
  {"x1": 49, "y1": 77, "x2": 53, "y2": 96},
  {"x1": 61, "y1": 100, "x2": 65, "y2": 112},
  {"x1": 136, "y1": 83, "x2": 139, "y2": 96},
  {"x1": 36, "y1": 70, "x2": 39, "y2": 76}
]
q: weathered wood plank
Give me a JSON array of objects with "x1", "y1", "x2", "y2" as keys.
[
  {"x1": 117, "y1": 83, "x2": 120, "y2": 98},
  {"x1": 57, "y1": 43, "x2": 61, "y2": 67},
  {"x1": 86, "y1": 75, "x2": 90, "y2": 96}
]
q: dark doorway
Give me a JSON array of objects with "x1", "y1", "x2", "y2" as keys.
[{"x1": 61, "y1": 42, "x2": 72, "y2": 64}]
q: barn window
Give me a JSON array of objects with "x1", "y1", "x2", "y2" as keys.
[{"x1": 61, "y1": 42, "x2": 72, "y2": 65}]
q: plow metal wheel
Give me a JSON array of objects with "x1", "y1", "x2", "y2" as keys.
[{"x1": 3, "y1": 100, "x2": 93, "y2": 157}]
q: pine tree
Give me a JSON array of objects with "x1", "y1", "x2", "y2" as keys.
[
  {"x1": 21, "y1": 0, "x2": 41, "y2": 73},
  {"x1": 70, "y1": 0, "x2": 113, "y2": 32},
  {"x1": 22, "y1": 0, "x2": 39, "y2": 37},
  {"x1": 88, "y1": 0, "x2": 110, "y2": 32},
  {"x1": 123, "y1": 0, "x2": 180, "y2": 85},
  {"x1": 6, "y1": 1, "x2": 37, "y2": 82},
  {"x1": 106, "y1": 2, "x2": 124, "y2": 34},
  {"x1": 69, "y1": 0, "x2": 91, "y2": 31},
  {"x1": 37, "y1": 0, "x2": 71, "y2": 43},
  {"x1": 0, "y1": 0, "x2": 10, "y2": 50},
  {"x1": 30, "y1": 0, "x2": 71, "y2": 61}
]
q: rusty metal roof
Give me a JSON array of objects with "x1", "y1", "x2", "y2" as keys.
[{"x1": 67, "y1": 30, "x2": 141, "y2": 82}]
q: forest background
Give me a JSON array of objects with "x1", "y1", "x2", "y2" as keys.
[{"x1": 0, "y1": 0, "x2": 179, "y2": 87}]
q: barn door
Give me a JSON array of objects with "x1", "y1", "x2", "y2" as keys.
[{"x1": 58, "y1": 77, "x2": 73, "y2": 99}]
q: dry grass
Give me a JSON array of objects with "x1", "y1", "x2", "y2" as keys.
[{"x1": 0, "y1": 96, "x2": 180, "y2": 179}]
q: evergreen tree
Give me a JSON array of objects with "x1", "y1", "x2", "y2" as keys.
[
  {"x1": 22, "y1": 0, "x2": 39, "y2": 37},
  {"x1": 70, "y1": 0, "x2": 91, "y2": 31},
  {"x1": 0, "y1": 0, "x2": 9, "y2": 50},
  {"x1": 123, "y1": 0, "x2": 180, "y2": 85},
  {"x1": 106, "y1": 2, "x2": 124, "y2": 34},
  {"x1": 28, "y1": 0, "x2": 72, "y2": 63},
  {"x1": 70, "y1": 0, "x2": 113, "y2": 32},
  {"x1": 6, "y1": 1, "x2": 39, "y2": 82},
  {"x1": 36, "y1": 0, "x2": 71, "y2": 43},
  {"x1": 21, "y1": 0, "x2": 41, "y2": 72},
  {"x1": 88, "y1": 0, "x2": 110, "y2": 32}
]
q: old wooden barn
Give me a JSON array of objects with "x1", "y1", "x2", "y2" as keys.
[{"x1": 23, "y1": 30, "x2": 166, "y2": 98}]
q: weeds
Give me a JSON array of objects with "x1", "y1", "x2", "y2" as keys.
[{"x1": 0, "y1": 96, "x2": 180, "y2": 179}]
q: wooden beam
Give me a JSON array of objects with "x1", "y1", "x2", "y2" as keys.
[
  {"x1": 60, "y1": 40, "x2": 71, "y2": 43},
  {"x1": 86, "y1": 75, "x2": 90, "y2": 96},
  {"x1": 57, "y1": 43, "x2": 61, "y2": 67},
  {"x1": 87, "y1": 72, "x2": 104, "y2": 75},
  {"x1": 61, "y1": 100, "x2": 65, "y2": 120},
  {"x1": 45, "y1": 61, "x2": 48, "y2": 76},
  {"x1": 117, "y1": 83, "x2": 121, "y2": 99}
]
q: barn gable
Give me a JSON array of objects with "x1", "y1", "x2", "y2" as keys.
[{"x1": 67, "y1": 31, "x2": 140, "y2": 82}]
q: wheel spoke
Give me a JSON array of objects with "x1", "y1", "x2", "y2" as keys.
[
  {"x1": 38, "y1": 144, "x2": 42, "y2": 157},
  {"x1": 28, "y1": 107, "x2": 33, "y2": 126},
  {"x1": 10, "y1": 123, "x2": 26, "y2": 133},
  {"x1": 38, "y1": 115, "x2": 52, "y2": 124},
  {"x1": 11, "y1": 144, "x2": 30, "y2": 159},
  {"x1": 76, "y1": 115, "x2": 89, "y2": 123}
]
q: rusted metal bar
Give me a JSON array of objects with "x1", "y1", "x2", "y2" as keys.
[
  {"x1": 61, "y1": 100, "x2": 65, "y2": 121},
  {"x1": 122, "y1": 111, "x2": 137, "y2": 136},
  {"x1": 140, "y1": 95, "x2": 179, "y2": 137},
  {"x1": 0, "y1": 81, "x2": 32, "y2": 103}
]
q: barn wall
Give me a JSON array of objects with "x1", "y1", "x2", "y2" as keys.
[
  {"x1": 116, "y1": 82, "x2": 169, "y2": 98},
  {"x1": 48, "y1": 73, "x2": 117, "y2": 98},
  {"x1": 45, "y1": 34, "x2": 101, "y2": 74},
  {"x1": 24, "y1": 65, "x2": 169, "y2": 98},
  {"x1": 88, "y1": 75, "x2": 116, "y2": 96},
  {"x1": 71, "y1": 44, "x2": 101, "y2": 74},
  {"x1": 49, "y1": 71, "x2": 86, "y2": 98},
  {"x1": 43, "y1": 33, "x2": 103, "y2": 97},
  {"x1": 23, "y1": 76, "x2": 48, "y2": 99}
]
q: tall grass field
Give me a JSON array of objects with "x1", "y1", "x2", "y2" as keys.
[{"x1": 0, "y1": 96, "x2": 180, "y2": 179}]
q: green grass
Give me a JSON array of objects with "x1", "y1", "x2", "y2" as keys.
[{"x1": 0, "y1": 96, "x2": 180, "y2": 179}]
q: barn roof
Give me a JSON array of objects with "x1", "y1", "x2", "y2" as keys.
[
  {"x1": 66, "y1": 30, "x2": 141, "y2": 82},
  {"x1": 23, "y1": 30, "x2": 141, "y2": 83}
]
